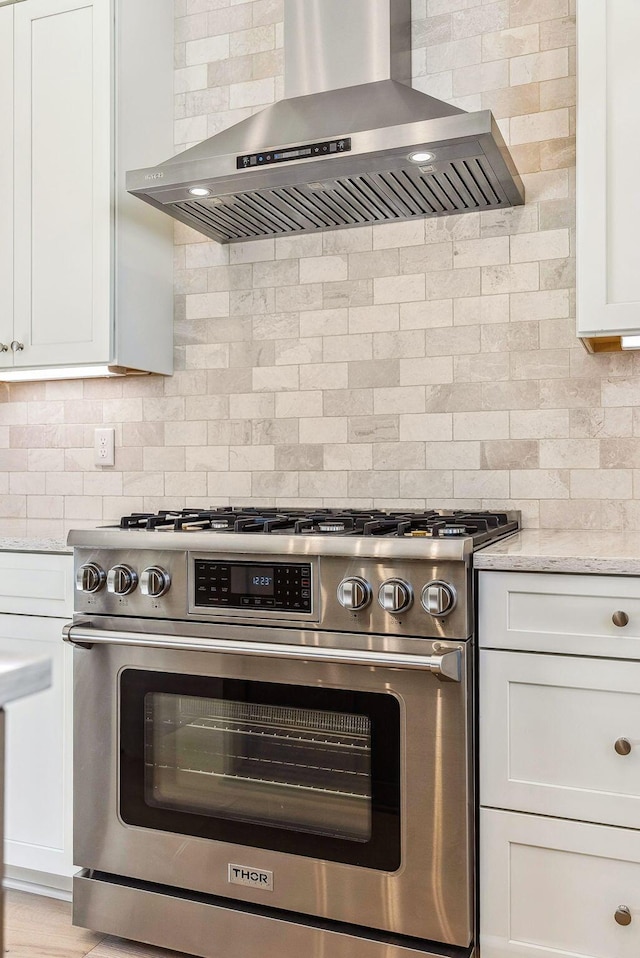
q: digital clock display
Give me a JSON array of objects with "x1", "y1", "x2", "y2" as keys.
[{"x1": 230, "y1": 566, "x2": 275, "y2": 596}]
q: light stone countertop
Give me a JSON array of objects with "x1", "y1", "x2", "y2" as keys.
[
  {"x1": 0, "y1": 537, "x2": 71, "y2": 554},
  {"x1": 0, "y1": 654, "x2": 52, "y2": 707},
  {"x1": 474, "y1": 529, "x2": 640, "y2": 576}
]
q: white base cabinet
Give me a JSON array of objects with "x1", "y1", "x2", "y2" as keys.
[
  {"x1": 481, "y1": 808, "x2": 640, "y2": 958},
  {"x1": 479, "y1": 570, "x2": 640, "y2": 957},
  {"x1": 0, "y1": 554, "x2": 74, "y2": 893},
  {"x1": 0, "y1": 0, "x2": 174, "y2": 379}
]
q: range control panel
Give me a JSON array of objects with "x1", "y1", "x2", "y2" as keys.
[{"x1": 194, "y1": 560, "x2": 312, "y2": 613}]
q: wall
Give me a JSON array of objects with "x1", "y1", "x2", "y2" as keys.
[{"x1": 4, "y1": 0, "x2": 635, "y2": 537}]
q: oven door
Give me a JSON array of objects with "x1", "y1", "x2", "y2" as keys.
[{"x1": 68, "y1": 623, "x2": 473, "y2": 948}]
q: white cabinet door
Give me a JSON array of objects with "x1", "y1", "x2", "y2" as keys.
[
  {"x1": 0, "y1": 615, "x2": 73, "y2": 880},
  {"x1": 576, "y1": 0, "x2": 640, "y2": 337},
  {"x1": 480, "y1": 650, "x2": 640, "y2": 828},
  {"x1": 0, "y1": 6, "x2": 13, "y2": 356},
  {"x1": 11, "y1": 0, "x2": 112, "y2": 369},
  {"x1": 481, "y1": 808, "x2": 640, "y2": 958}
]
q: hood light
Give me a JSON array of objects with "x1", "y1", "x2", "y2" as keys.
[
  {"x1": 188, "y1": 187, "x2": 211, "y2": 197},
  {"x1": 0, "y1": 364, "x2": 131, "y2": 383},
  {"x1": 408, "y1": 151, "x2": 435, "y2": 164}
]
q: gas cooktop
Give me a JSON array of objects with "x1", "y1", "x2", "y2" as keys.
[{"x1": 105, "y1": 506, "x2": 519, "y2": 547}]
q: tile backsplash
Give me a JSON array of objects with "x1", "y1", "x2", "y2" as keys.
[{"x1": 4, "y1": 0, "x2": 637, "y2": 537}]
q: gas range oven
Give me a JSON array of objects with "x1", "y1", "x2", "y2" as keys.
[{"x1": 64, "y1": 506, "x2": 520, "y2": 958}]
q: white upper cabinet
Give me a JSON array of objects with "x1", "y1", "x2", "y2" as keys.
[
  {"x1": 0, "y1": 0, "x2": 174, "y2": 379},
  {"x1": 576, "y1": 0, "x2": 640, "y2": 342}
]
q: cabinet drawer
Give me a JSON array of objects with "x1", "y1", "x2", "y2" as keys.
[
  {"x1": 479, "y1": 571, "x2": 640, "y2": 658},
  {"x1": 480, "y1": 650, "x2": 640, "y2": 828},
  {"x1": 481, "y1": 808, "x2": 640, "y2": 958},
  {"x1": 0, "y1": 553, "x2": 73, "y2": 617}
]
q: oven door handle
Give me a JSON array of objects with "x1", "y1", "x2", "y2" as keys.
[{"x1": 62, "y1": 623, "x2": 462, "y2": 682}]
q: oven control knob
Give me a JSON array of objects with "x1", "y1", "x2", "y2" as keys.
[
  {"x1": 378, "y1": 579, "x2": 413, "y2": 614},
  {"x1": 337, "y1": 576, "x2": 372, "y2": 611},
  {"x1": 107, "y1": 564, "x2": 138, "y2": 596},
  {"x1": 140, "y1": 566, "x2": 171, "y2": 598},
  {"x1": 421, "y1": 580, "x2": 457, "y2": 617},
  {"x1": 75, "y1": 562, "x2": 106, "y2": 594}
]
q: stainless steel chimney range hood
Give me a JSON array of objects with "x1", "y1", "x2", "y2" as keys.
[{"x1": 127, "y1": 0, "x2": 524, "y2": 244}]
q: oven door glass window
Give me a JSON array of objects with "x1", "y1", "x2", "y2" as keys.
[{"x1": 120, "y1": 670, "x2": 400, "y2": 870}]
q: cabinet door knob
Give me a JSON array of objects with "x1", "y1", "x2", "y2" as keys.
[
  {"x1": 615, "y1": 906, "x2": 632, "y2": 926},
  {"x1": 614, "y1": 737, "x2": 632, "y2": 756},
  {"x1": 0, "y1": 343, "x2": 7, "y2": 353},
  {"x1": 10, "y1": 340, "x2": 24, "y2": 352},
  {"x1": 612, "y1": 610, "x2": 629, "y2": 628}
]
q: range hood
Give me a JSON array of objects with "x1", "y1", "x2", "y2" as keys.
[{"x1": 127, "y1": 0, "x2": 524, "y2": 244}]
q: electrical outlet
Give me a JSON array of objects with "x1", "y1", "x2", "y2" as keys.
[{"x1": 94, "y1": 427, "x2": 115, "y2": 467}]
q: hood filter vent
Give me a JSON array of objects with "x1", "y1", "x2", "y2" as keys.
[{"x1": 173, "y1": 156, "x2": 505, "y2": 244}]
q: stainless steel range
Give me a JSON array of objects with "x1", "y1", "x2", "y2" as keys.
[{"x1": 64, "y1": 506, "x2": 519, "y2": 958}]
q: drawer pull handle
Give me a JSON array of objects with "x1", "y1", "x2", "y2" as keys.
[
  {"x1": 612, "y1": 611, "x2": 629, "y2": 628},
  {"x1": 615, "y1": 906, "x2": 632, "y2": 926},
  {"x1": 615, "y1": 738, "x2": 632, "y2": 756}
]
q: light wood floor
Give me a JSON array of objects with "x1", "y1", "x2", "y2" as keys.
[{"x1": 5, "y1": 889, "x2": 190, "y2": 958}]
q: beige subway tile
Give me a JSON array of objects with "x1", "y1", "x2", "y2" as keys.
[
  {"x1": 230, "y1": 341, "x2": 277, "y2": 368},
  {"x1": 185, "y1": 445, "x2": 229, "y2": 471},
  {"x1": 400, "y1": 356, "x2": 454, "y2": 385},
  {"x1": 539, "y1": 316, "x2": 576, "y2": 349},
  {"x1": 349, "y1": 249, "x2": 400, "y2": 280},
  {"x1": 348, "y1": 471, "x2": 400, "y2": 499},
  {"x1": 184, "y1": 343, "x2": 230, "y2": 370},
  {"x1": 519, "y1": 168, "x2": 569, "y2": 202},
  {"x1": 298, "y1": 471, "x2": 348, "y2": 499},
  {"x1": 453, "y1": 236, "x2": 510, "y2": 268},
  {"x1": 63, "y1": 495, "x2": 102, "y2": 519},
  {"x1": 510, "y1": 107, "x2": 569, "y2": 145},
  {"x1": 399, "y1": 413, "x2": 453, "y2": 442},
  {"x1": 299, "y1": 362, "x2": 349, "y2": 391},
  {"x1": 229, "y1": 445, "x2": 275, "y2": 471},
  {"x1": 601, "y1": 378, "x2": 640, "y2": 408},
  {"x1": 274, "y1": 445, "x2": 324, "y2": 472},
  {"x1": 10, "y1": 473, "x2": 46, "y2": 496},
  {"x1": 252, "y1": 419, "x2": 299, "y2": 445},
  {"x1": 229, "y1": 392, "x2": 274, "y2": 418},
  {"x1": 27, "y1": 449, "x2": 64, "y2": 471},
  {"x1": 510, "y1": 228, "x2": 569, "y2": 263},
  {"x1": 540, "y1": 14, "x2": 575, "y2": 50},
  {"x1": 120, "y1": 472, "x2": 164, "y2": 497},
  {"x1": 453, "y1": 294, "x2": 509, "y2": 326},
  {"x1": 454, "y1": 352, "x2": 510, "y2": 382},
  {"x1": 540, "y1": 256, "x2": 575, "y2": 290},
  {"x1": 374, "y1": 274, "x2": 426, "y2": 305},
  {"x1": 482, "y1": 263, "x2": 539, "y2": 293},
  {"x1": 229, "y1": 76, "x2": 274, "y2": 108},
  {"x1": 299, "y1": 417, "x2": 347, "y2": 444},
  {"x1": 481, "y1": 439, "x2": 539, "y2": 469},
  {"x1": 482, "y1": 23, "x2": 538, "y2": 60},
  {"x1": 348, "y1": 416, "x2": 399, "y2": 443},
  {"x1": 275, "y1": 390, "x2": 322, "y2": 419},
  {"x1": 426, "y1": 268, "x2": 482, "y2": 299},
  {"x1": 508, "y1": 142, "x2": 541, "y2": 175},
  {"x1": 299, "y1": 255, "x2": 348, "y2": 284},
  {"x1": 184, "y1": 396, "x2": 228, "y2": 422},
  {"x1": 399, "y1": 470, "x2": 454, "y2": 498},
  {"x1": 373, "y1": 330, "x2": 425, "y2": 360},
  {"x1": 323, "y1": 227, "x2": 373, "y2": 254},
  {"x1": 252, "y1": 259, "x2": 299, "y2": 288},
  {"x1": 142, "y1": 446, "x2": 184, "y2": 472},
  {"x1": 427, "y1": 35, "x2": 481, "y2": 73},
  {"x1": 510, "y1": 0, "x2": 569, "y2": 28},
  {"x1": 208, "y1": 472, "x2": 252, "y2": 499},
  {"x1": 425, "y1": 383, "x2": 483, "y2": 412},
  {"x1": 323, "y1": 279, "x2": 374, "y2": 310},
  {"x1": 454, "y1": 410, "x2": 509, "y2": 440},
  {"x1": 571, "y1": 469, "x2": 632, "y2": 500},
  {"x1": 373, "y1": 386, "x2": 426, "y2": 415},
  {"x1": 230, "y1": 288, "x2": 275, "y2": 315},
  {"x1": 453, "y1": 59, "x2": 509, "y2": 96},
  {"x1": 275, "y1": 233, "x2": 322, "y2": 260},
  {"x1": 300, "y1": 308, "x2": 348, "y2": 338},
  {"x1": 540, "y1": 136, "x2": 575, "y2": 170},
  {"x1": 83, "y1": 472, "x2": 124, "y2": 497},
  {"x1": 348, "y1": 359, "x2": 400, "y2": 389},
  {"x1": 400, "y1": 243, "x2": 453, "y2": 274},
  {"x1": 481, "y1": 82, "x2": 540, "y2": 118},
  {"x1": 510, "y1": 288, "x2": 569, "y2": 321},
  {"x1": 184, "y1": 31, "x2": 229, "y2": 64},
  {"x1": 414, "y1": 12, "x2": 451, "y2": 48},
  {"x1": 540, "y1": 437, "x2": 599, "y2": 468},
  {"x1": 252, "y1": 365, "x2": 299, "y2": 392},
  {"x1": 454, "y1": 469, "x2": 510, "y2": 498},
  {"x1": 165, "y1": 472, "x2": 208, "y2": 497},
  {"x1": 600, "y1": 439, "x2": 640, "y2": 469},
  {"x1": 510, "y1": 347, "x2": 570, "y2": 379},
  {"x1": 276, "y1": 283, "x2": 323, "y2": 313},
  {"x1": 373, "y1": 442, "x2": 425, "y2": 471},
  {"x1": 275, "y1": 338, "x2": 323, "y2": 365},
  {"x1": 510, "y1": 47, "x2": 568, "y2": 87},
  {"x1": 511, "y1": 468, "x2": 569, "y2": 498},
  {"x1": 48, "y1": 473, "x2": 83, "y2": 496},
  {"x1": 323, "y1": 389, "x2": 373, "y2": 417},
  {"x1": 539, "y1": 75, "x2": 575, "y2": 111},
  {"x1": 572, "y1": 408, "x2": 632, "y2": 439},
  {"x1": 400, "y1": 300, "x2": 453, "y2": 329},
  {"x1": 164, "y1": 421, "x2": 207, "y2": 447},
  {"x1": 229, "y1": 238, "x2": 275, "y2": 264},
  {"x1": 482, "y1": 321, "x2": 539, "y2": 352},
  {"x1": 540, "y1": 378, "x2": 601, "y2": 409},
  {"x1": 372, "y1": 220, "x2": 426, "y2": 249},
  {"x1": 510, "y1": 408, "x2": 569, "y2": 438},
  {"x1": 349, "y1": 305, "x2": 400, "y2": 334},
  {"x1": 252, "y1": 471, "x2": 299, "y2": 498},
  {"x1": 480, "y1": 203, "x2": 540, "y2": 237},
  {"x1": 452, "y1": 2, "x2": 509, "y2": 40},
  {"x1": 323, "y1": 334, "x2": 373, "y2": 363},
  {"x1": 324, "y1": 444, "x2": 373, "y2": 470}
]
